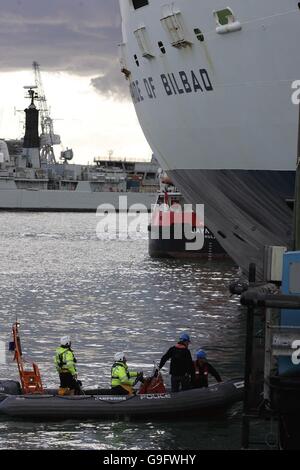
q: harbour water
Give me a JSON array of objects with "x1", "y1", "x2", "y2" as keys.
[{"x1": 0, "y1": 212, "x2": 245, "y2": 450}]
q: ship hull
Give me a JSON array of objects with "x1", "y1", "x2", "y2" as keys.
[
  {"x1": 169, "y1": 169, "x2": 294, "y2": 278},
  {"x1": 0, "y1": 190, "x2": 158, "y2": 212},
  {"x1": 119, "y1": 0, "x2": 299, "y2": 277},
  {"x1": 149, "y1": 225, "x2": 230, "y2": 260}
]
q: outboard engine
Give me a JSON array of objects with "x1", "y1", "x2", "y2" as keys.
[{"x1": 0, "y1": 380, "x2": 21, "y2": 396}]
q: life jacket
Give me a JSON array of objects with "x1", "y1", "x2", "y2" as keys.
[
  {"x1": 55, "y1": 347, "x2": 77, "y2": 375},
  {"x1": 194, "y1": 360, "x2": 209, "y2": 387},
  {"x1": 111, "y1": 361, "x2": 135, "y2": 394},
  {"x1": 163, "y1": 342, "x2": 193, "y2": 377},
  {"x1": 194, "y1": 361, "x2": 209, "y2": 376},
  {"x1": 173, "y1": 343, "x2": 189, "y2": 369}
]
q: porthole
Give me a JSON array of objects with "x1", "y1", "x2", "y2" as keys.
[
  {"x1": 217, "y1": 231, "x2": 227, "y2": 239},
  {"x1": 158, "y1": 41, "x2": 166, "y2": 54},
  {"x1": 132, "y1": 0, "x2": 149, "y2": 10},
  {"x1": 194, "y1": 28, "x2": 204, "y2": 42}
]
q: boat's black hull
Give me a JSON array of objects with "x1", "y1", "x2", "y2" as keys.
[
  {"x1": 169, "y1": 169, "x2": 295, "y2": 277},
  {"x1": 149, "y1": 225, "x2": 230, "y2": 259},
  {"x1": 0, "y1": 379, "x2": 244, "y2": 421}
]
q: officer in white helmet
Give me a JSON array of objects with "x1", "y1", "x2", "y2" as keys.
[
  {"x1": 111, "y1": 352, "x2": 143, "y2": 395},
  {"x1": 54, "y1": 336, "x2": 81, "y2": 395}
]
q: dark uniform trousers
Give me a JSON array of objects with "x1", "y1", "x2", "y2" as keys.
[
  {"x1": 171, "y1": 375, "x2": 190, "y2": 392},
  {"x1": 59, "y1": 372, "x2": 81, "y2": 394}
]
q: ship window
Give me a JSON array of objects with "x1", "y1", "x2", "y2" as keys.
[
  {"x1": 158, "y1": 41, "x2": 166, "y2": 54},
  {"x1": 214, "y1": 8, "x2": 235, "y2": 26},
  {"x1": 213, "y1": 8, "x2": 242, "y2": 34},
  {"x1": 233, "y1": 232, "x2": 246, "y2": 243},
  {"x1": 134, "y1": 54, "x2": 140, "y2": 66},
  {"x1": 132, "y1": 0, "x2": 149, "y2": 9},
  {"x1": 194, "y1": 28, "x2": 204, "y2": 42},
  {"x1": 217, "y1": 231, "x2": 227, "y2": 239},
  {"x1": 145, "y1": 173, "x2": 156, "y2": 179}
]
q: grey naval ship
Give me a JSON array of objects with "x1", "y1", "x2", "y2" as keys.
[{"x1": 0, "y1": 87, "x2": 159, "y2": 212}]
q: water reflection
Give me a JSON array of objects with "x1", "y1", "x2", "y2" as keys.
[{"x1": 0, "y1": 213, "x2": 244, "y2": 449}]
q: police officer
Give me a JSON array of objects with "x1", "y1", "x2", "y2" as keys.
[
  {"x1": 54, "y1": 336, "x2": 81, "y2": 395},
  {"x1": 192, "y1": 350, "x2": 222, "y2": 388},
  {"x1": 159, "y1": 333, "x2": 195, "y2": 392},
  {"x1": 111, "y1": 352, "x2": 143, "y2": 395}
]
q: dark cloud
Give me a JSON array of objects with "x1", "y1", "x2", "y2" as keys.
[
  {"x1": 0, "y1": 0, "x2": 129, "y2": 98},
  {"x1": 91, "y1": 61, "x2": 129, "y2": 100}
]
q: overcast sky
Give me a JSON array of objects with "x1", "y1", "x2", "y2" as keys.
[{"x1": 0, "y1": 0, "x2": 151, "y2": 162}]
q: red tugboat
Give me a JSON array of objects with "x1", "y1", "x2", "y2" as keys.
[{"x1": 149, "y1": 188, "x2": 230, "y2": 260}]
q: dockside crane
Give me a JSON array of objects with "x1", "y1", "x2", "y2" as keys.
[{"x1": 33, "y1": 61, "x2": 61, "y2": 164}]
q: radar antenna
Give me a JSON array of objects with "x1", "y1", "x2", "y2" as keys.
[{"x1": 24, "y1": 86, "x2": 38, "y2": 107}]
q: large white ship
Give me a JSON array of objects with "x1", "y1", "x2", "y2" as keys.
[{"x1": 119, "y1": 0, "x2": 300, "y2": 278}]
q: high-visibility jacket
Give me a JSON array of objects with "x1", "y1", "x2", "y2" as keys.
[
  {"x1": 54, "y1": 346, "x2": 77, "y2": 376},
  {"x1": 111, "y1": 361, "x2": 138, "y2": 390}
]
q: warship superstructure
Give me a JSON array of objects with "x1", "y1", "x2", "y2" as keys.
[{"x1": 0, "y1": 87, "x2": 159, "y2": 211}]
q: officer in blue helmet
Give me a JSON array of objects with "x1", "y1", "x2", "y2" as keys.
[
  {"x1": 192, "y1": 349, "x2": 222, "y2": 389},
  {"x1": 159, "y1": 332, "x2": 195, "y2": 392}
]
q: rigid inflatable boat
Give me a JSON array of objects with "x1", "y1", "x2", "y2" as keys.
[
  {"x1": 0, "y1": 323, "x2": 244, "y2": 420},
  {"x1": 0, "y1": 378, "x2": 244, "y2": 420}
]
